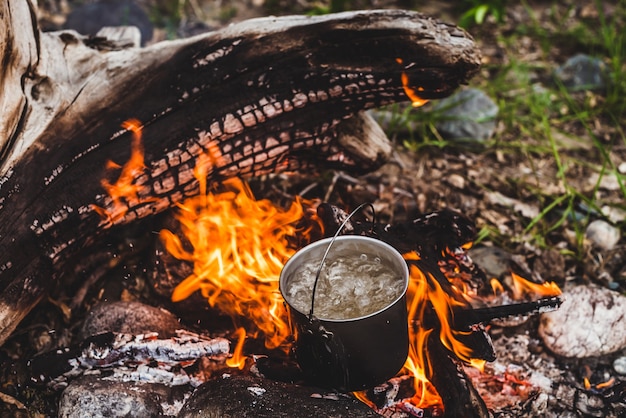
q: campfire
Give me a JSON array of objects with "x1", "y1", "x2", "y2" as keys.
[{"x1": 87, "y1": 120, "x2": 563, "y2": 416}]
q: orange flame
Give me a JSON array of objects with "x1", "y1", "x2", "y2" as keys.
[
  {"x1": 399, "y1": 251, "x2": 489, "y2": 410},
  {"x1": 161, "y1": 168, "x2": 319, "y2": 355},
  {"x1": 510, "y1": 272, "x2": 561, "y2": 299},
  {"x1": 490, "y1": 278, "x2": 504, "y2": 295},
  {"x1": 396, "y1": 58, "x2": 429, "y2": 108},
  {"x1": 226, "y1": 327, "x2": 247, "y2": 369},
  {"x1": 92, "y1": 119, "x2": 152, "y2": 225},
  {"x1": 352, "y1": 391, "x2": 377, "y2": 410}
]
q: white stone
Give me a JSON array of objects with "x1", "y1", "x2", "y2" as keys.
[
  {"x1": 585, "y1": 219, "x2": 621, "y2": 251},
  {"x1": 614, "y1": 356, "x2": 626, "y2": 375},
  {"x1": 539, "y1": 285, "x2": 626, "y2": 357}
]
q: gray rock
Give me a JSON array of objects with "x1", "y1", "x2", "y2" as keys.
[
  {"x1": 58, "y1": 375, "x2": 190, "y2": 418},
  {"x1": 539, "y1": 285, "x2": 626, "y2": 357},
  {"x1": 585, "y1": 219, "x2": 621, "y2": 251},
  {"x1": 433, "y1": 88, "x2": 498, "y2": 142},
  {"x1": 79, "y1": 301, "x2": 182, "y2": 340},
  {"x1": 469, "y1": 246, "x2": 512, "y2": 279},
  {"x1": 554, "y1": 54, "x2": 607, "y2": 91},
  {"x1": 64, "y1": 0, "x2": 153, "y2": 45},
  {"x1": 178, "y1": 374, "x2": 379, "y2": 417},
  {"x1": 613, "y1": 356, "x2": 626, "y2": 375}
]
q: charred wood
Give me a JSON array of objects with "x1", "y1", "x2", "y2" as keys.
[
  {"x1": 0, "y1": 4, "x2": 481, "y2": 346},
  {"x1": 427, "y1": 335, "x2": 491, "y2": 418},
  {"x1": 28, "y1": 330, "x2": 229, "y2": 389},
  {"x1": 453, "y1": 296, "x2": 563, "y2": 330}
]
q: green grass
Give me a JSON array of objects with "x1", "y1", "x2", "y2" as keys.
[{"x1": 395, "y1": 0, "x2": 626, "y2": 258}]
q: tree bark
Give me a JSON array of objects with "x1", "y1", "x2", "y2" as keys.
[{"x1": 0, "y1": 2, "x2": 480, "y2": 346}]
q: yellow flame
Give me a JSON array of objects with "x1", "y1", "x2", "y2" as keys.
[
  {"x1": 396, "y1": 58, "x2": 429, "y2": 108},
  {"x1": 226, "y1": 327, "x2": 247, "y2": 369},
  {"x1": 511, "y1": 272, "x2": 561, "y2": 299},
  {"x1": 92, "y1": 119, "x2": 152, "y2": 224},
  {"x1": 490, "y1": 278, "x2": 504, "y2": 295},
  {"x1": 161, "y1": 170, "x2": 319, "y2": 353}
]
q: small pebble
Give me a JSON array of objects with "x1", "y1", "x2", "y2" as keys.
[
  {"x1": 613, "y1": 356, "x2": 626, "y2": 375},
  {"x1": 447, "y1": 173, "x2": 466, "y2": 189},
  {"x1": 469, "y1": 246, "x2": 512, "y2": 279},
  {"x1": 585, "y1": 219, "x2": 621, "y2": 251}
]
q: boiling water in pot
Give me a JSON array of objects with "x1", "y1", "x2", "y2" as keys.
[{"x1": 284, "y1": 252, "x2": 405, "y2": 320}]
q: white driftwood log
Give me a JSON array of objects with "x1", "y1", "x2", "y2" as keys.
[{"x1": 0, "y1": 1, "x2": 481, "y2": 346}]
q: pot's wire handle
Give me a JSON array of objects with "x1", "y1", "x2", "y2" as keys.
[{"x1": 309, "y1": 202, "x2": 376, "y2": 321}]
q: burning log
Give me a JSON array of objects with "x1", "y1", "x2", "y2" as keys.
[
  {"x1": 425, "y1": 335, "x2": 491, "y2": 418},
  {"x1": 0, "y1": 3, "x2": 481, "y2": 345}
]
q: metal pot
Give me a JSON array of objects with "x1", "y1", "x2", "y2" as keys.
[{"x1": 279, "y1": 235, "x2": 409, "y2": 392}]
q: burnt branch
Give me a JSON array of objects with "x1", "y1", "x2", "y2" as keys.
[{"x1": 28, "y1": 330, "x2": 229, "y2": 389}]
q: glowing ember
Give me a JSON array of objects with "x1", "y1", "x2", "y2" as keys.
[
  {"x1": 396, "y1": 58, "x2": 429, "y2": 108},
  {"x1": 92, "y1": 119, "x2": 152, "y2": 225}
]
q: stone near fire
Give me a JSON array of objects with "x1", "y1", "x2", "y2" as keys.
[
  {"x1": 178, "y1": 374, "x2": 379, "y2": 417},
  {"x1": 58, "y1": 375, "x2": 190, "y2": 418},
  {"x1": 79, "y1": 301, "x2": 182, "y2": 340},
  {"x1": 538, "y1": 285, "x2": 626, "y2": 357}
]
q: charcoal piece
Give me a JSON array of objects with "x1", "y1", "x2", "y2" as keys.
[
  {"x1": 79, "y1": 300, "x2": 182, "y2": 340},
  {"x1": 178, "y1": 374, "x2": 379, "y2": 417},
  {"x1": 58, "y1": 375, "x2": 189, "y2": 418},
  {"x1": 454, "y1": 296, "x2": 563, "y2": 329}
]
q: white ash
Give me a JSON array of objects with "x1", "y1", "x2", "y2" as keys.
[
  {"x1": 539, "y1": 285, "x2": 626, "y2": 357},
  {"x1": 247, "y1": 386, "x2": 266, "y2": 396},
  {"x1": 78, "y1": 331, "x2": 230, "y2": 368},
  {"x1": 48, "y1": 330, "x2": 229, "y2": 390},
  {"x1": 475, "y1": 330, "x2": 622, "y2": 417},
  {"x1": 102, "y1": 364, "x2": 204, "y2": 387}
]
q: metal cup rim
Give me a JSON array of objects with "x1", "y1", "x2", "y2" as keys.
[{"x1": 279, "y1": 235, "x2": 409, "y2": 322}]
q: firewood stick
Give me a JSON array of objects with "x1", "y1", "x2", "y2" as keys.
[{"x1": 453, "y1": 296, "x2": 564, "y2": 330}]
